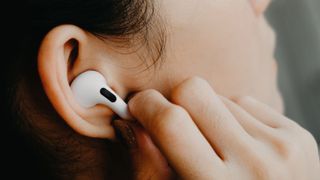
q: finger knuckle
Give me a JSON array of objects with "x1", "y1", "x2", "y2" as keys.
[
  {"x1": 252, "y1": 161, "x2": 273, "y2": 179},
  {"x1": 299, "y1": 127, "x2": 315, "y2": 140},
  {"x1": 298, "y1": 128, "x2": 318, "y2": 149},
  {"x1": 282, "y1": 117, "x2": 300, "y2": 129},
  {"x1": 171, "y1": 76, "x2": 209, "y2": 104},
  {"x1": 280, "y1": 126, "x2": 317, "y2": 158},
  {"x1": 234, "y1": 96, "x2": 255, "y2": 105},
  {"x1": 251, "y1": 158, "x2": 282, "y2": 180},
  {"x1": 151, "y1": 105, "x2": 188, "y2": 136},
  {"x1": 140, "y1": 89, "x2": 162, "y2": 100},
  {"x1": 185, "y1": 76, "x2": 208, "y2": 85},
  {"x1": 279, "y1": 139, "x2": 301, "y2": 160},
  {"x1": 129, "y1": 89, "x2": 160, "y2": 107}
]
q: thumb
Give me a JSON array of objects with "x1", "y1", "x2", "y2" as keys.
[{"x1": 113, "y1": 120, "x2": 175, "y2": 179}]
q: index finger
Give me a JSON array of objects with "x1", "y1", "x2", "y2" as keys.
[{"x1": 128, "y1": 89, "x2": 225, "y2": 179}]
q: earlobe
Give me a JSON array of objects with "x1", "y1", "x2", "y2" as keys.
[
  {"x1": 249, "y1": 0, "x2": 271, "y2": 16},
  {"x1": 37, "y1": 25, "x2": 117, "y2": 139}
]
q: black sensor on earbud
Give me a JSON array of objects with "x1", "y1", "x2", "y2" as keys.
[{"x1": 100, "y1": 88, "x2": 117, "y2": 103}]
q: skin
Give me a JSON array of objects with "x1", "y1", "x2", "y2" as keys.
[
  {"x1": 128, "y1": 79, "x2": 320, "y2": 179},
  {"x1": 36, "y1": 0, "x2": 320, "y2": 179}
]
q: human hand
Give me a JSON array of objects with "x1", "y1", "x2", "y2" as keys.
[{"x1": 115, "y1": 77, "x2": 320, "y2": 180}]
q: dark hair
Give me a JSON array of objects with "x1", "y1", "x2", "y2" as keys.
[{"x1": 4, "y1": 0, "x2": 165, "y2": 179}]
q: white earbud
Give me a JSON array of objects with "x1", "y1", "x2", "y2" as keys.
[{"x1": 71, "y1": 70, "x2": 132, "y2": 120}]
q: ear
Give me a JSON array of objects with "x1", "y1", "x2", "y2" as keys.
[
  {"x1": 38, "y1": 25, "x2": 122, "y2": 139},
  {"x1": 249, "y1": 0, "x2": 271, "y2": 16}
]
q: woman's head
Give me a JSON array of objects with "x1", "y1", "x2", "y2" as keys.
[{"x1": 9, "y1": 0, "x2": 282, "y2": 178}]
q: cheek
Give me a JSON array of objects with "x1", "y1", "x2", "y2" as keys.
[
  {"x1": 147, "y1": 0, "x2": 277, "y2": 102},
  {"x1": 165, "y1": 2, "x2": 264, "y2": 84}
]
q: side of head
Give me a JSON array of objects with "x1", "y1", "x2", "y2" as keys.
[
  {"x1": 7, "y1": 0, "x2": 281, "y2": 178},
  {"x1": 8, "y1": 0, "x2": 165, "y2": 178}
]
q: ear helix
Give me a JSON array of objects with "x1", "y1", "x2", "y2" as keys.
[{"x1": 71, "y1": 70, "x2": 132, "y2": 120}]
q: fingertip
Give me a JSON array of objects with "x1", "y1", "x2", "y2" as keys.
[{"x1": 127, "y1": 89, "x2": 171, "y2": 125}]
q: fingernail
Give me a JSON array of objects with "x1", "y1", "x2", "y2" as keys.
[{"x1": 112, "y1": 120, "x2": 137, "y2": 149}]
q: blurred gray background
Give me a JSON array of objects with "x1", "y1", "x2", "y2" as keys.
[{"x1": 267, "y1": 0, "x2": 320, "y2": 145}]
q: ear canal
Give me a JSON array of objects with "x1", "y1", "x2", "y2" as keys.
[{"x1": 71, "y1": 71, "x2": 133, "y2": 120}]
